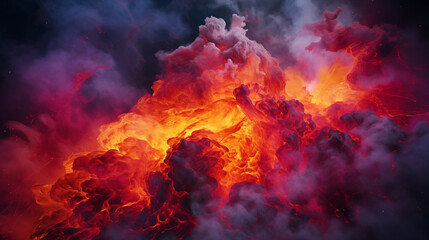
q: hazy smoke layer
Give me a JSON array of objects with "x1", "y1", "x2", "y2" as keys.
[{"x1": 0, "y1": 0, "x2": 428, "y2": 239}]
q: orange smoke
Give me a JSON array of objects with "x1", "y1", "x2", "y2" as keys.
[{"x1": 30, "y1": 11, "x2": 426, "y2": 239}]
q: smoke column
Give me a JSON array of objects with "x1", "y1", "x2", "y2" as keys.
[{"x1": 0, "y1": 0, "x2": 428, "y2": 239}]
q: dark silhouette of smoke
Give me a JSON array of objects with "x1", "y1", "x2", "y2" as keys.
[{"x1": 0, "y1": 0, "x2": 428, "y2": 239}]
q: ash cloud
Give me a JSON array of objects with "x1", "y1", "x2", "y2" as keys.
[
  {"x1": 0, "y1": 0, "x2": 428, "y2": 239},
  {"x1": 189, "y1": 112, "x2": 429, "y2": 240}
]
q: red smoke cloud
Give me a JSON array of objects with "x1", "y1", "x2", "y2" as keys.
[
  {"x1": 23, "y1": 9, "x2": 429, "y2": 240},
  {"x1": 0, "y1": 2, "x2": 429, "y2": 239}
]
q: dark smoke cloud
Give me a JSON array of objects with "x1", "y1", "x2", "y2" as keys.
[
  {"x1": 0, "y1": 0, "x2": 428, "y2": 239},
  {"x1": 188, "y1": 112, "x2": 429, "y2": 240}
]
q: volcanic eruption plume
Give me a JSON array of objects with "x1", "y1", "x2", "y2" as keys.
[{"x1": 1, "y1": 1, "x2": 429, "y2": 240}]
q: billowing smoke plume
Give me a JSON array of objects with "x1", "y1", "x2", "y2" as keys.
[{"x1": 0, "y1": 0, "x2": 428, "y2": 239}]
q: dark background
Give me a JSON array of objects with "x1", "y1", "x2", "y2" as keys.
[{"x1": 0, "y1": 0, "x2": 428, "y2": 130}]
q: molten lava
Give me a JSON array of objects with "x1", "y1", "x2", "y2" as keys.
[{"x1": 31, "y1": 10, "x2": 429, "y2": 240}]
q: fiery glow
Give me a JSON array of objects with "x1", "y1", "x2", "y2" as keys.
[{"x1": 29, "y1": 9, "x2": 428, "y2": 240}]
